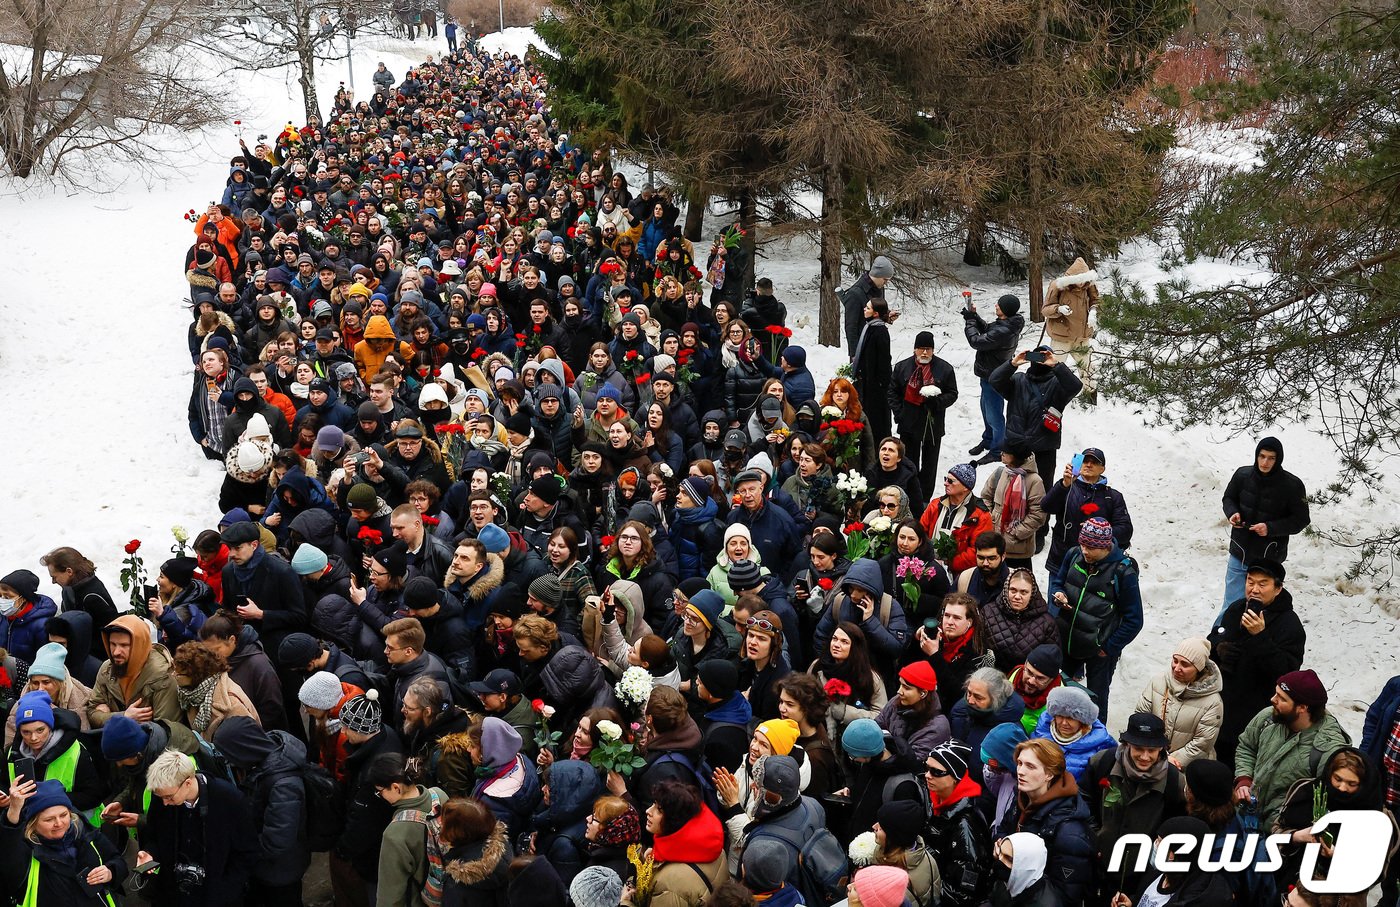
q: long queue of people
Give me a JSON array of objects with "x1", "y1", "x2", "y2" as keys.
[{"x1": 0, "y1": 31, "x2": 1397, "y2": 907}]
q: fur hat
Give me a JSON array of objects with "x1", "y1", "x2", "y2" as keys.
[{"x1": 1045, "y1": 685, "x2": 1098, "y2": 726}]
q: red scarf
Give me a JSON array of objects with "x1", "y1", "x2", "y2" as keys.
[
  {"x1": 1014, "y1": 669, "x2": 1062, "y2": 711},
  {"x1": 903, "y1": 361, "x2": 934, "y2": 405},
  {"x1": 930, "y1": 773, "x2": 982, "y2": 815},
  {"x1": 940, "y1": 627, "x2": 975, "y2": 663}
]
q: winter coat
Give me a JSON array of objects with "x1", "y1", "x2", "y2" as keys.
[
  {"x1": 813, "y1": 559, "x2": 909, "y2": 665},
  {"x1": 877, "y1": 543, "x2": 948, "y2": 626},
  {"x1": 994, "y1": 773, "x2": 1096, "y2": 907},
  {"x1": 1361, "y1": 674, "x2": 1400, "y2": 767},
  {"x1": 0, "y1": 808, "x2": 128, "y2": 907},
  {"x1": 1081, "y1": 747, "x2": 1186, "y2": 874},
  {"x1": 1209, "y1": 590, "x2": 1305, "y2": 753},
  {"x1": 841, "y1": 273, "x2": 884, "y2": 357},
  {"x1": 989, "y1": 361, "x2": 1082, "y2": 454},
  {"x1": 1221, "y1": 437, "x2": 1311, "y2": 564},
  {"x1": 1048, "y1": 544, "x2": 1143, "y2": 662},
  {"x1": 220, "y1": 547, "x2": 308, "y2": 656},
  {"x1": 727, "y1": 501, "x2": 802, "y2": 582},
  {"x1": 226, "y1": 727, "x2": 312, "y2": 885},
  {"x1": 1041, "y1": 475, "x2": 1133, "y2": 571},
  {"x1": 137, "y1": 772, "x2": 257, "y2": 906},
  {"x1": 45, "y1": 611, "x2": 100, "y2": 687},
  {"x1": 962, "y1": 310, "x2": 1025, "y2": 379},
  {"x1": 1234, "y1": 707, "x2": 1350, "y2": 827},
  {"x1": 674, "y1": 499, "x2": 725, "y2": 581},
  {"x1": 0, "y1": 593, "x2": 57, "y2": 663},
  {"x1": 650, "y1": 807, "x2": 728, "y2": 907},
  {"x1": 88, "y1": 634, "x2": 180, "y2": 727},
  {"x1": 741, "y1": 797, "x2": 828, "y2": 903},
  {"x1": 846, "y1": 734, "x2": 927, "y2": 839},
  {"x1": 154, "y1": 580, "x2": 214, "y2": 648},
  {"x1": 377, "y1": 784, "x2": 449, "y2": 907},
  {"x1": 1031, "y1": 712, "x2": 1118, "y2": 781},
  {"x1": 983, "y1": 587, "x2": 1060, "y2": 675},
  {"x1": 226, "y1": 626, "x2": 287, "y2": 731},
  {"x1": 61, "y1": 575, "x2": 119, "y2": 661},
  {"x1": 573, "y1": 364, "x2": 636, "y2": 413},
  {"x1": 1041, "y1": 259, "x2": 1099, "y2": 346},
  {"x1": 926, "y1": 792, "x2": 993, "y2": 907},
  {"x1": 538, "y1": 644, "x2": 619, "y2": 734},
  {"x1": 949, "y1": 693, "x2": 1026, "y2": 782},
  {"x1": 852, "y1": 319, "x2": 892, "y2": 438},
  {"x1": 724, "y1": 357, "x2": 768, "y2": 425},
  {"x1": 919, "y1": 494, "x2": 994, "y2": 576},
  {"x1": 865, "y1": 459, "x2": 927, "y2": 519},
  {"x1": 888, "y1": 354, "x2": 959, "y2": 442},
  {"x1": 531, "y1": 760, "x2": 604, "y2": 888},
  {"x1": 875, "y1": 697, "x2": 950, "y2": 762},
  {"x1": 443, "y1": 822, "x2": 512, "y2": 907},
  {"x1": 181, "y1": 672, "x2": 260, "y2": 738},
  {"x1": 5, "y1": 707, "x2": 103, "y2": 812},
  {"x1": 1134, "y1": 660, "x2": 1224, "y2": 765},
  {"x1": 979, "y1": 462, "x2": 1048, "y2": 560}
]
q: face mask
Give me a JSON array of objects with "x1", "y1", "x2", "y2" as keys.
[{"x1": 0, "y1": 598, "x2": 18, "y2": 616}]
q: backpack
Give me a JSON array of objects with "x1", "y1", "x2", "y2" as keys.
[
  {"x1": 746, "y1": 818, "x2": 851, "y2": 907},
  {"x1": 882, "y1": 772, "x2": 931, "y2": 821},
  {"x1": 190, "y1": 729, "x2": 237, "y2": 784},
  {"x1": 649, "y1": 750, "x2": 723, "y2": 821},
  {"x1": 394, "y1": 788, "x2": 447, "y2": 907},
  {"x1": 302, "y1": 761, "x2": 347, "y2": 852},
  {"x1": 333, "y1": 657, "x2": 392, "y2": 701}
]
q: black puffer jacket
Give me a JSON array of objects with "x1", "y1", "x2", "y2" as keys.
[
  {"x1": 994, "y1": 775, "x2": 1096, "y2": 907},
  {"x1": 212, "y1": 719, "x2": 311, "y2": 886},
  {"x1": 962, "y1": 309, "x2": 1025, "y2": 379},
  {"x1": 982, "y1": 578, "x2": 1060, "y2": 674},
  {"x1": 1221, "y1": 436, "x2": 1310, "y2": 564},
  {"x1": 536, "y1": 644, "x2": 620, "y2": 734},
  {"x1": 307, "y1": 555, "x2": 380, "y2": 659},
  {"x1": 288, "y1": 508, "x2": 352, "y2": 564},
  {"x1": 988, "y1": 361, "x2": 1082, "y2": 453},
  {"x1": 927, "y1": 790, "x2": 993, "y2": 907},
  {"x1": 226, "y1": 625, "x2": 288, "y2": 731},
  {"x1": 336, "y1": 726, "x2": 403, "y2": 876},
  {"x1": 724, "y1": 356, "x2": 767, "y2": 425}
]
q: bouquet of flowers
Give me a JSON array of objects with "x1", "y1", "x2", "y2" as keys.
[
  {"x1": 833, "y1": 470, "x2": 868, "y2": 511},
  {"x1": 764, "y1": 324, "x2": 793, "y2": 363},
  {"x1": 588, "y1": 719, "x2": 647, "y2": 776},
  {"x1": 823, "y1": 419, "x2": 865, "y2": 469},
  {"x1": 531, "y1": 698, "x2": 561, "y2": 752},
  {"x1": 118, "y1": 539, "x2": 149, "y2": 618},
  {"x1": 615, "y1": 666, "x2": 653, "y2": 718},
  {"x1": 895, "y1": 555, "x2": 929, "y2": 613},
  {"x1": 843, "y1": 522, "x2": 871, "y2": 560},
  {"x1": 865, "y1": 515, "x2": 894, "y2": 558}
]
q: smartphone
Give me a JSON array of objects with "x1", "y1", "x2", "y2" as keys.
[
  {"x1": 793, "y1": 579, "x2": 809, "y2": 595},
  {"x1": 12, "y1": 757, "x2": 35, "y2": 784},
  {"x1": 135, "y1": 860, "x2": 161, "y2": 874},
  {"x1": 1245, "y1": 599, "x2": 1263, "y2": 614},
  {"x1": 1070, "y1": 453, "x2": 1084, "y2": 478},
  {"x1": 1025, "y1": 349, "x2": 1047, "y2": 364}
]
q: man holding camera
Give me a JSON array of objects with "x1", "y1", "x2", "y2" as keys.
[
  {"x1": 988, "y1": 344, "x2": 1083, "y2": 485},
  {"x1": 963, "y1": 294, "x2": 1026, "y2": 466},
  {"x1": 1208, "y1": 558, "x2": 1305, "y2": 768}
]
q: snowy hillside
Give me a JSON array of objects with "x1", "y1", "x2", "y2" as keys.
[{"x1": 0, "y1": 26, "x2": 1392, "y2": 736}]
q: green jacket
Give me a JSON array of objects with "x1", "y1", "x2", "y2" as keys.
[
  {"x1": 377, "y1": 785, "x2": 447, "y2": 907},
  {"x1": 86, "y1": 644, "x2": 180, "y2": 728},
  {"x1": 1234, "y1": 707, "x2": 1350, "y2": 827}
]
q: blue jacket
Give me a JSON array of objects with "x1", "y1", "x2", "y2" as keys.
[
  {"x1": 727, "y1": 501, "x2": 801, "y2": 582},
  {"x1": 1, "y1": 594, "x2": 57, "y2": 663},
  {"x1": 532, "y1": 759, "x2": 603, "y2": 888},
  {"x1": 674, "y1": 498, "x2": 723, "y2": 581},
  {"x1": 1032, "y1": 712, "x2": 1118, "y2": 781},
  {"x1": 813, "y1": 558, "x2": 908, "y2": 663},
  {"x1": 1361, "y1": 675, "x2": 1400, "y2": 766}
]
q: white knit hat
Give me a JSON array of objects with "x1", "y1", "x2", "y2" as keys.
[{"x1": 298, "y1": 671, "x2": 343, "y2": 711}]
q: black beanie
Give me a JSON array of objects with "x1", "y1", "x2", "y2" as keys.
[{"x1": 997, "y1": 294, "x2": 1021, "y2": 316}]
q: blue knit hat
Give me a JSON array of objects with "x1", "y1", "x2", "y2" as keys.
[
  {"x1": 948, "y1": 462, "x2": 977, "y2": 492},
  {"x1": 291, "y1": 543, "x2": 329, "y2": 576},
  {"x1": 22, "y1": 780, "x2": 71, "y2": 821},
  {"x1": 780, "y1": 345, "x2": 806, "y2": 368},
  {"x1": 685, "y1": 589, "x2": 724, "y2": 631},
  {"x1": 27, "y1": 643, "x2": 68, "y2": 681},
  {"x1": 980, "y1": 721, "x2": 1028, "y2": 770},
  {"x1": 101, "y1": 715, "x2": 150, "y2": 761},
  {"x1": 841, "y1": 718, "x2": 886, "y2": 759},
  {"x1": 595, "y1": 384, "x2": 621, "y2": 403},
  {"x1": 14, "y1": 690, "x2": 53, "y2": 729},
  {"x1": 477, "y1": 523, "x2": 510, "y2": 555}
]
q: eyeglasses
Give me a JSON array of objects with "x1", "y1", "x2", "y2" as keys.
[
  {"x1": 369, "y1": 568, "x2": 390, "y2": 579},
  {"x1": 617, "y1": 533, "x2": 642, "y2": 542},
  {"x1": 746, "y1": 617, "x2": 778, "y2": 634},
  {"x1": 925, "y1": 765, "x2": 953, "y2": 779}
]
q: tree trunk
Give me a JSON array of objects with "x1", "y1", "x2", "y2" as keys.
[
  {"x1": 683, "y1": 184, "x2": 706, "y2": 243},
  {"x1": 738, "y1": 189, "x2": 758, "y2": 295},
  {"x1": 818, "y1": 165, "x2": 842, "y2": 348},
  {"x1": 297, "y1": 16, "x2": 321, "y2": 123},
  {"x1": 1027, "y1": 0, "x2": 1048, "y2": 322},
  {"x1": 963, "y1": 210, "x2": 986, "y2": 266}
]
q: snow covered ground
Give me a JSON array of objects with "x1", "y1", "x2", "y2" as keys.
[{"x1": 0, "y1": 26, "x2": 1392, "y2": 736}]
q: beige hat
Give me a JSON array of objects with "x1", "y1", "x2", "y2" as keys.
[{"x1": 1174, "y1": 637, "x2": 1210, "y2": 672}]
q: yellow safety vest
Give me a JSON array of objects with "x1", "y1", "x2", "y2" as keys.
[{"x1": 21, "y1": 841, "x2": 116, "y2": 907}]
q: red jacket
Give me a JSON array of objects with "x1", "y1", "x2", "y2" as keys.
[{"x1": 920, "y1": 495, "x2": 994, "y2": 574}]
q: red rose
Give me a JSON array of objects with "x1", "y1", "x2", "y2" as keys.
[
  {"x1": 124, "y1": 539, "x2": 141, "y2": 555},
  {"x1": 356, "y1": 527, "x2": 383, "y2": 545},
  {"x1": 531, "y1": 698, "x2": 546, "y2": 713},
  {"x1": 600, "y1": 535, "x2": 616, "y2": 549},
  {"x1": 635, "y1": 372, "x2": 652, "y2": 384},
  {"x1": 765, "y1": 325, "x2": 784, "y2": 335},
  {"x1": 817, "y1": 577, "x2": 834, "y2": 591},
  {"x1": 625, "y1": 351, "x2": 638, "y2": 360},
  {"x1": 823, "y1": 678, "x2": 852, "y2": 698},
  {"x1": 422, "y1": 515, "x2": 440, "y2": 526},
  {"x1": 471, "y1": 349, "x2": 486, "y2": 359},
  {"x1": 1081, "y1": 503, "x2": 1100, "y2": 516},
  {"x1": 533, "y1": 324, "x2": 541, "y2": 333},
  {"x1": 1099, "y1": 777, "x2": 1112, "y2": 789}
]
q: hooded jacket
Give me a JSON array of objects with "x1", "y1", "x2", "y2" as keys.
[
  {"x1": 443, "y1": 821, "x2": 512, "y2": 907},
  {"x1": 0, "y1": 584, "x2": 56, "y2": 664},
  {"x1": 531, "y1": 759, "x2": 604, "y2": 887},
  {"x1": 983, "y1": 576, "x2": 1061, "y2": 674},
  {"x1": 813, "y1": 558, "x2": 908, "y2": 664},
  {"x1": 1222, "y1": 437, "x2": 1311, "y2": 564},
  {"x1": 651, "y1": 807, "x2": 728, "y2": 907},
  {"x1": 1134, "y1": 660, "x2": 1224, "y2": 766},
  {"x1": 1041, "y1": 259, "x2": 1099, "y2": 346},
  {"x1": 89, "y1": 615, "x2": 180, "y2": 727},
  {"x1": 995, "y1": 772, "x2": 1095, "y2": 906},
  {"x1": 212, "y1": 718, "x2": 311, "y2": 885},
  {"x1": 46, "y1": 611, "x2": 100, "y2": 687},
  {"x1": 1041, "y1": 473, "x2": 1133, "y2": 572},
  {"x1": 225, "y1": 625, "x2": 288, "y2": 731},
  {"x1": 354, "y1": 314, "x2": 415, "y2": 380}
]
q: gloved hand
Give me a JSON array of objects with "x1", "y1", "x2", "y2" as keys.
[
  {"x1": 1057, "y1": 305, "x2": 1072, "y2": 316},
  {"x1": 919, "y1": 385, "x2": 939, "y2": 398}
]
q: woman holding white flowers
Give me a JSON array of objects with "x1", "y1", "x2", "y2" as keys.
[
  {"x1": 819, "y1": 377, "x2": 876, "y2": 470},
  {"x1": 863, "y1": 485, "x2": 914, "y2": 526}
]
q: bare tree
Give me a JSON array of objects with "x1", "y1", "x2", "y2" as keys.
[{"x1": 0, "y1": 0, "x2": 221, "y2": 178}]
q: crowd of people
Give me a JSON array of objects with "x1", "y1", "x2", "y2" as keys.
[{"x1": 0, "y1": 31, "x2": 1395, "y2": 907}]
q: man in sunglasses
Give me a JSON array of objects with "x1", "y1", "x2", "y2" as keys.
[{"x1": 924, "y1": 740, "x2": 993, "y2": 907}]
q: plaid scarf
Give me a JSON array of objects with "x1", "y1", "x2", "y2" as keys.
[{"x1": 178, "y1": 675, "x2": 220, "y2": 733}]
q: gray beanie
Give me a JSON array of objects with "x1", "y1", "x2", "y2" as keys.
[
  {"x1": 298, "y1": 671, "x2": 343, "y2": 711},
  {"x1": 1045, "y1": 685, "x2": 1098, "y2": 726},
  {"x1": 743, "y1": 837, "x2": 795, "y2": 892},
  {"x1": 569, "y1": 866, "x2": 623, "y2": 907},
  {"x1": 869, "y1": 256, "x2": 895, "y2": 279}
]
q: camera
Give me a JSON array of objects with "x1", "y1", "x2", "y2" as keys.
[
  {"x1": 1025, "y1": 349, "x2": 1047, "y2": 364},
  {"x1": 923, "y1": 618, "x2": 939, "y2": 634},
  {"x1": 174, "y1": 863, "x2": 207, "y2": 894}
]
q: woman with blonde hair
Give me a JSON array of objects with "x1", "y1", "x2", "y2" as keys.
[{"x1": 2, "y1": 644, "x2": 92, "y2": 748}]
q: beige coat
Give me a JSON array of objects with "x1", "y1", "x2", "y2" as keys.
[
  {"x1": 1042, "y1": 258, "x2": 1100, "y2": 347},
  {"x1": 1135, "y1": 659, "x2": 1224, "y2": 766},
  {"x1": 4, "y1": 677, "x2": 93, "y2": 747},
  {"x1": 651, "y1": 849, "x2": 727, "y2": 907},
  {"x1": 184, "y1": 673, "x2": 261, "y2": 738},
  {"x1": 979, "y1": 460, "x2": 1047, "y2": 560}
]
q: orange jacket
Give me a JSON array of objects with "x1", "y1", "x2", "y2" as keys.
[
  {"x1": 353, "y1": 314, "x2": 412, "y2": 380},
  {"x1": 195, "y1": 213, "x2": 243, "y2": 269},
  {"x1": 919, "y1": 495, "x2": 994, "y2": 575},
  {"x1": 263, "y1": 388, "x2": 297, "y2": 427}
]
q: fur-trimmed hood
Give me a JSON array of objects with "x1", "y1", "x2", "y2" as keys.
[
  {"x1": 386, "y1": 435, "x2": 448, "y2": 467},
  {"x1": 453, "y1": 551, "x2": 506, "y2": 602},
  {"x1": 197, "y1": 311, "x2": 239, "y2": 337},
  {"x1": 444, "y1": 821, "x2": 510, "y2": 885},
  {"x1": 1054, "y1": 258, "x2": 1098, "y2": 288}
]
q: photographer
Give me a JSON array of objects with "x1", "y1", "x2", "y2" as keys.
[
  {"x1": 988, "y1": 345, "x2": 1083, "y2": 488},
  {"x1": 134, "y1": 750, "x2": 258, "y2": 907},
  {"x1": 962, "y1": 294, "x2": 1026, "y2": 466}
]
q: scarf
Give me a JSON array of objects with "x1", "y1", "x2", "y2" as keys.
[
  {"x1": 571, "y1": 737, "x2": 593, "y2": 760},
  {"x1": 594, "y1": 806, "x2": 641, "y2": 849},
  {"x1": 1014, "y1": 671, "x2": 1060, "y2": 711},
  {"x1": 1115, "y1": 745, "x2": 1169, "y2": 785},
  {"x1": 230, "y1": 545, "x2": 266, "y2": 586},
  {"x1": 903, "y1": 361, "x2": 934, "y2": 406},
  {"x1": 940, "y1": 627, "x2": 976, "y2": 663},
  {"x1": 1001, "y1": 467, "x2": 1027, "y2": 531},
  {"x1": 178, "y1": 675, "x2": 220, "y2": 733},
  {"x1": 1050, "y1": 722, "x2": 1088, "y2": 746},
  {"x1": 32, "y1": 822, "x2": 80, "y2": 871}
]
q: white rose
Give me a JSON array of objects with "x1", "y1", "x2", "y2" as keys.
[
  {"x1": 596, "y1": 720, "x2": 623, "y2": 741},
  {"x1": 869, "y1": 516, "x2": 892, "y2": 532},
  {"x1": 821, "y1": 406, "x2": 842, "y2": 419},
  {"x1": 919, "y1": 385, "x2": 938, "y2": 398},
  {"x1": 540, "y1": 705, "x2": 556, "y2": 719}
]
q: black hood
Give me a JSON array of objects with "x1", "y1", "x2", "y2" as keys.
[
  {"x1": 1255, "y1": 436, "x2": 1284, "y2": 475},
  {"x1": 212, "y1": 715, "x2": 277, "y2": 767},
  {"x1": 47, "y1": 611, "x2": 94, "y2": 672}
]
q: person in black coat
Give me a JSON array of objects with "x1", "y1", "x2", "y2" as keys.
[
  {"x1": 865, "y1": 437, "x2": 929, "y2": 517},
  {"x1": 962, "y1": 294, "x2": 1026, "y2": 463},
  {"x1": 0, "y1": 780, "x2": 127, "y2": 907},
  {"x1": 218, "y1": 522, "x2": 309, "y2": 660},
  {"x1": 39, "y1": 549, "x2": 118, "y2": 662},
  {"x1": 1219, "y1": 436, "x2": 1310, "y2": 617},
  {"x1": 988, "y1": 347, "x2": 1083, "y2": 484},
  {"x1": 135, "y1": 751, "x2": 258, "y2": 907},
  {"x1": 335, "y1": 715, "x2": 403, "y2": 900},
  {"x1": 1040, "y1": 447, "x2": 1133, "y2": 578},
  {"x1": 442, "y1": 800, "x2": 512, "y2": 907},
  {"x1": 1112, "y1": 816, "x2": 1234, "y2": 907},
  {"x1": 852, "y1": 298, "x2": 894, "y2": 442},
  {"x1": 841, "y1": 257, "x2": 892, "y2": 357},
  {"x1": 1208, "y1": 558, "x2": 1305, "y2": 767},
  {"x1": 888, "y1": 332, "x2": 959, "y2": 501}
]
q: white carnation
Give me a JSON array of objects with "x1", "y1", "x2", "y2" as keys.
[
  {"x1": 615, "y1": 666, "x2": 654, "y2": 708},
  {"x1": 821, "y1": 405, "x2": 842, "y2": 419},
  {"x1": 848, "y1": 831, "x2": 879, "y2": 866}
]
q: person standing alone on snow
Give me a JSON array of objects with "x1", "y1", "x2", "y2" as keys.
[
  {"x1": 1219, "y1": 437, "x2": 1309, "y2": 618},
  {"x1": 1041, "y1": 258, "x2": 1100, "y2": 404},
  {"x1": 889, "y1": 331, "x2": 958, "y2": 501},
  {"x1": 963, "y1": 294, "x2": 1025, "y2": 466}
]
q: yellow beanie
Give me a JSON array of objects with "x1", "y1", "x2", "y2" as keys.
[{"x1": 757, "y1": 719, "x2": 800, "y2": 756}]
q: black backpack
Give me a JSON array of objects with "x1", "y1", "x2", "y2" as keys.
[
  {"x1": 302, "y1": 761, "x2": 346, "y2": 851},
  {"x1": 746, "y1": 819, "x2": 851, "y2": 907},
  {"x1": 649, "y1": 750, "x2": 723, "y2": 821}
]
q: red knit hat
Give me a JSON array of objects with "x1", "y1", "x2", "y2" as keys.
[
  {"x1": 899, "y1": 661, "x2": 938, "y2": 692},
  {"x1": 1278, "y1": 669, "x2": 1327, "y2": 709}
]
